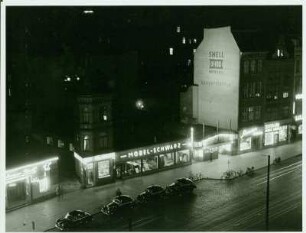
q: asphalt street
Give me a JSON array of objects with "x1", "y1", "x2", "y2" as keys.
[{"x1": 61, "y1": 155, "x2": 302, "y2": 231}]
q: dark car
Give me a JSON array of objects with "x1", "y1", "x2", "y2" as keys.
[
  {"x1": 165, "y1": 178, "x2": 197, "y2": 196},
  {"x1": 101, "y1": 195, "x2": 135, "y2": 215},
  {"x1": 55, "y1": 210, "x2": 93, "y2": 231},
  {"x1": 137, "y1": 185, "x2": 165, "y2": 203}
]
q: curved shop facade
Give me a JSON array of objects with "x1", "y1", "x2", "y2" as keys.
[
  {"x1": 74, "y1": 140, "x2": 191, "y2": 187},
  {"x1": 115, "y1": 140, "x2": 191, "y2": 179}
]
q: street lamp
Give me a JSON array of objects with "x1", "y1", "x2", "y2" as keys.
[
  {"x1": 135, "y1": 99, "x2": 144, "y2": 110},
  {"x1": 266, "y1": 155, "x2": 271, "y2": 231}
]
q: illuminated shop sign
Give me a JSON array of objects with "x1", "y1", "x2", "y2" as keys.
[
  {"x1": 119, "y1": 142, "x2": 183, "y2": 159},
  {"x1": 265, "y1": 122, "x2": 280, "y2": 132},
  {"x1": 294, "y1": 115, "x2": 302, "y2": 122},
  {"x1": 241, "y1": 128, "x2": 263, "y2": 138},
  {"x1": 295, "y1": 94, "x2": 302, "y2": 100},
  {"x1": 6, "y1": 157, "x2": 58, "y2": 184},
  {"x1": 75, "y1": 152, "x2": 115, "y2": 165}
]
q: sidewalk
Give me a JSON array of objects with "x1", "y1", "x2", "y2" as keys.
[{"x1": 6, "y1": 140, "x2": 302, "y2": 232}]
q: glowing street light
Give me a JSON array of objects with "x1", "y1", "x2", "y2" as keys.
[
  {"x1": 83, "y1": 10, "x2": 94, "y2": 14},
  {"x1": 135, "y1": 99, "x2": 144, "y2": 110}
]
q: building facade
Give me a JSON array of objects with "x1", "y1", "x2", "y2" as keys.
[
  {"x1": 6, "y1": 156, "x2": 59, "y2": 211},
  {"x1": 181, "y1": 26, "x2": 300, "y2": 154}
]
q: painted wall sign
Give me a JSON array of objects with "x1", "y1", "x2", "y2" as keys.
[{"x1": 194, "y1": 26, "x2": 240, "y2": 131}]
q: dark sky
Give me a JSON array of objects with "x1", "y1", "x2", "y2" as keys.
[{"x1": 7, "y1": 6, "x2": 302, "y2": 57}]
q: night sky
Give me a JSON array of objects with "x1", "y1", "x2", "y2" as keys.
[{"x1": 6, "y1": 5, "x2": 302, "y2": 151}]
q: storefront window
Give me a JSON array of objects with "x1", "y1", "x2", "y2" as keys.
[
  {"x1": 264, "y1": 132, "x2": 274, "y2": 146},
  {"x1": 240, "y1": 138, "x2": 252, "y2": 151},
  {"x1": 159, "y1": 153, "x2": 175, "y2": 168},
  {"x1": 298, "y1": 125, "x2": 302, "y2": 134},
  {"x1": 279, "y1": 125, "x2": 288, "y2": 142},
  {"x1": 193, "y1": 149, "x2": 204, "y2": 161},
  {"x1": 176, "y1": 150, "x2": 190, "y2": 164},
  {"x1": 98, "y1": 160, "x2": 110, "y2": 178},
  {"x1": 123, "y1": 160, "x2": 142, "y2": 176},
  {"x1": 143, "y1": 156, "x2": 158, "y2": 172}
]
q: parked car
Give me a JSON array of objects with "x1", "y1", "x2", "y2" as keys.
[
  {"x1": 166, "y1": 178, "x2": 197, "y2": 196},
  {"x1": 101, "y1": 195, "x2": 135, "y2": 215},
  {"x1": 137, "y1": 185, "x2": 165, "y2": 204},
  {"x1": 55, "y1": 210, "x2": 93, "y2": 231}
]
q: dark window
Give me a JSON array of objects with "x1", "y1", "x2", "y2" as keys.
[
  {"x1": 244, "y1": 60, "x2": 249, "y2": 74},
  {"x1": 250, "y1": 60, "x2": 256, "y2": 73},
  {"x1": 248, "y1": 107, "x2": 254, "y2": 121},
  {"x1": 254, "y1": 106, "x2": 261, "y2": 120},
  {"x1": 258, "y1": 60, "x2": 262, "y2": 72},
  {"x1": 81, "y1": 107, "x2": 90, "y2": 123},
  {"x1": 99, "y1": 135, "x2": 108, "y2": 149}
]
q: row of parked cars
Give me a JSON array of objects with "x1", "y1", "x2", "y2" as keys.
[{"x1": 55, "y1": 177, "x2": 197, "y2": 231}]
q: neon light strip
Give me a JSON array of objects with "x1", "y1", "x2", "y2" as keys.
[
  {"x1": 7, "y1": 176, "x2": 28, "y2": 184},
  {"x1": 6, "y1": 157, "x2": 58, "y2": 174}
]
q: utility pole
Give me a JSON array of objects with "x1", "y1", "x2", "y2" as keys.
[{"x1": 266, "y1": 155, "x2": 270, "y2": 231}]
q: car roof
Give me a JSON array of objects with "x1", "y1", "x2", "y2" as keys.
[
  {"x1": 177, "y1": 178, "x2": 193, "y2": 183},
  {"x1": 115, "y1": 195, "x2": 133, "y2": 201}
]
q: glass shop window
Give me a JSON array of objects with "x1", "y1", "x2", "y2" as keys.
[
  {"x1": 176, "y1": 150, "x2": 190, "y2": 164},
  {"x1": 143, "y1": 156, "x2": 158, "y2": 172},
  {"x1": 159, "y1": 153, "x2": 175, "y2": 168}
]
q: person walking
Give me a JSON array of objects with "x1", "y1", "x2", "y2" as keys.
[
  {"x1": 116, "y1": 188, "x2": 122, "y2": 197},
  {"x1": 56, "y1": 185, "x2": 60, "y2": 201}
]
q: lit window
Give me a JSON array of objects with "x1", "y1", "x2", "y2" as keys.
[
  {"x1": 193, "y1": 38, "x2": 197, "y2": 43},
  {"x1": 193, "y1": 49, "x2": 196, "y2": 53},
  {"x1": 187, "y1": 59, "x2": 192, "y2": 66},
  {"x1": 103, "y1": 115, "x2": 107, "y2": 121},
  {"x1": 176, "y1": 26, "x2": 181, "y2": 33},
  {"x1": 277, "y1": 49, "x2": 280, "y2": 57},
  {"x1": 83, "y1": 135, "x2": 90, "y2": 151},
  {"x1": 100, "y1": 106, "x2": 108, "y2": 121},
  {"x1": 283, "y1": 92, "x2": 289, "y2": 98},
  {"x1": 182, "y1": 37, "x2": 186, "y2": 44},
  {"x1": 169, "y1": 48, "x2": 174, "y2": 55},
  {"x1": 188, "y1": 39, "x2": 192, "y2": 44},
  {"x1": 39, "y1": 177, "x2": 49, "y2": 193}
]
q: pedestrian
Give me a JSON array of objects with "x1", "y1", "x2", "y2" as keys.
[
  {"x1": 59, "y1": 184, "x2": 64, "y2": 200},
  {"x1": 31, "y1": 221, "x2": 35, "y2": 232},
  {"x1": 116, "y1": 188, "x2": 122, "y2": 197},
  {"x1": 56, "y1": 185, "x2": 60, "y2": 201}
]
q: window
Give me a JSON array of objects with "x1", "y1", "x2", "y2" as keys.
[
  {"x1": 187, "y1": 59, "x2": 192, "y2": 66},
  {"x1": 182, "y1": 37, "x2": 186, "y2": 44},
  {"x1": 193, "y1": 38, "x2": 197, "y2": 43},
  {"x1": 258, "y1": 60, "x2": 262, "y2": 72},
  {"x1": 248, "y1": 107, "x2": 254, "y2": 121},
  {"x1": 83, "y1": 135, "x2": 90, "y2": 151},
  {"x1": 255, "y1": 82, "x2": 262, "y2": 97},
  {"x1": 176, "y1": 26, "x2": 181, "y2": 33},
  {"x1": 244, "y1": 60, "x2": 249, "y2": 74},
  {"x1": 169, "y1": 48, "x2": 174, "y2": 55},
  {"x1": 100, "y1": 106, "x2": 108, "y2": 122},
  {"x1": 193, "y1": 49, "x2": 196, "y2": 53},
  {"x1": 98, "y1": 160, "x2": 110, "y2": 178},
  {"x1": 82, "y1": 107, "x2": 90, "y2": 123},
  {"x1": 283, "y1": 92, "x2": 289, "y2": 98},
  {"x1": 250, "y1": 60, "x2": 256, "y2": 73},
  {"x1": 254, "y1": 106, "x2": 261, "y2": 120},
  {"x1": 295, "y1": 59, "x2": 300, "y2": 73},
  {"x1": 98, "y1": 134, "x2": 108, "y2": 149},
  {"x1": 242, "y1": 108, "x2": 248, "y2": 122}
]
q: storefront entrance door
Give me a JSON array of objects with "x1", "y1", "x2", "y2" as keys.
[{"x1": 6, "y1": 180, "x2": 28, "y2": 209}]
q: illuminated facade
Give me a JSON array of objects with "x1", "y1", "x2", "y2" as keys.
[
  {"x1": 193, "y1": 26, "x2": 240, "y2": 131},
  {"x1": 6, "y1": 157, "x2": 59, "y2": 210},
  {"x1": 74, "y1": 139, "x2": 192, "y2": 187},
  {"x1": 181, "y1": 26, "x2": 298, "y2": 153}
]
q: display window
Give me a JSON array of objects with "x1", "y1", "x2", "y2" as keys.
[
  {"x1": 160, "y1": 153, "x2": 175, "y2": 167},
  {"x1": 264, "y1": 132, "x2": 274, "y2": 146},
  {"x1": 298, "y1": 124, "x2": 302, "y2": 134},
  {"x1": 240, "y1": 138, "x2": 252, "y2": 151},
  {"x1": 176, "y1": 150, "x2": 190, "y2": 164},
  {"x1": 193, "y1": 150, "x2": 204, "y2": 161},
  {"x1": 143, "y1": 156, "x2": 158, "y2": 172},
  {"x1": 122, "y1": 160, "x2": 142, "y2": 176},
  {"x1": 279, "y1": 125, "x2": 288, "y2": 142},
  {"x1": 98, "y1": 160, "x2": 110, "y2": 178}
]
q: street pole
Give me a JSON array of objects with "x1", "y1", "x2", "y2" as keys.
[{"x1": 266, "y1": 155, "x2": 270, "y2": 231}]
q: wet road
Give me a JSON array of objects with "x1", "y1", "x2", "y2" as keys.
[{"x1": 58, "y1": 155, "x2": 302, "y2": 231}]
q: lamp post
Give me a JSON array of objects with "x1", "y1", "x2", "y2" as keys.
[
  {"x1": 266, "y1": 155, "x2": 271, "y2": 231},
  {"x1": 190, "y1": 127, "x2": 194, "y2": 159}
]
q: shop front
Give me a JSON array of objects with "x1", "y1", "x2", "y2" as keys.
[
  {"x1": 6, "y1": 157, "x2": 59, "y2": 211},
  {"x1": 74, "y1": 152, "x2": 115, "y2": 187},
  {"x1": 115, "y1": 140, "x2": 191, "y2": 179},
  {"x1": 238, "y1": 127, "x2": 263, "y2": 152},
  {"x1": 264, "y1": 121, "x2": 290, "y2": 147}
]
